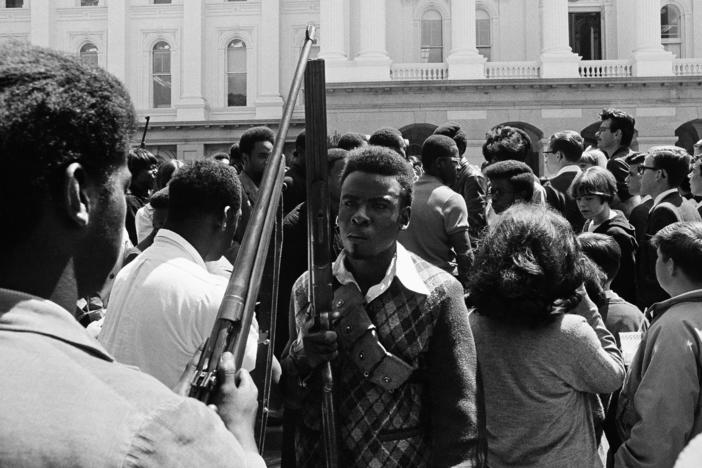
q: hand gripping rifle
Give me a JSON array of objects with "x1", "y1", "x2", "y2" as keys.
[
  {"x1": 189, "y1": 26, "x2": 316, "y2": 403},
  {"x1": 304, "y1": 59, "x2": 339, "y2": 468}
]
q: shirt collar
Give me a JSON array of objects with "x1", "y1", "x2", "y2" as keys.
[
  {"x1": 650, "y1": 188, "x2": 679, "y2": 213},
  {"x1": 154, "y1": 229, "x2": 207, "y2": 270},
  {"x1": 0, "y1": 288, "x2": 114, "y2": 361},
  {"x1": 555, "y1": 165, "x2": 581, "y2": 177},
  {"x1": 332, "y1": 242, "x2": 429, "y2": 303},
  {"x1": 646, "y1": 288, "x2": 702, "y2": 323}
]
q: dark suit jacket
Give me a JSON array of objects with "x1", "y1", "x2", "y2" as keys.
[
  {"x1": 544, "y1": 169, "x2": 585, "y2": 232},
  {"x1": 636, "y1": 191, "x2": 702, "y2": 309}
]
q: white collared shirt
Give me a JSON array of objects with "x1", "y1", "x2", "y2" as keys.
[
  {"x1": 99, "y1": 229, "x2": 258, "y2": 389},
  {"x1": 332, "y1": 242, "x2": 429, "y2": 303},
  {"x1": 649, "y1": 188, "x2": 679, "y2": 214}
]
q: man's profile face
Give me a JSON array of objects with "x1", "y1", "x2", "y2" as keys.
[
  {"x1": 75, "y1": 160, "x2": 131, "y2": 296},
  {"x1": 337, "y1": 171, "x2": 408, "y2": 260},
  {"x1": 244, "y1": 140, "x2": 273, "y2": 180},
  {"x1": 639, "y1": 154, "x2": 658, "y2": 197},
  {"x1": 626, "y1": 162, "x2": 642, "y2": 195},
  {"x1": 488, "y1": 178, "x2": 517, "y2": 214},
  {"x1": 596, "y1": 118, "x2": 619, "y2": 151}
]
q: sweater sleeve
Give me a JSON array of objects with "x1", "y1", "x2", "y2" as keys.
[
  {"x1": 427, "y1": 278, "x2": 482, "y2": 467},
  {"x1": 564, "y1": 294, "x2": 626, "y2": 394},
  {"x1": 614, "y1": 318, "x2": 701, "y2": 468}
]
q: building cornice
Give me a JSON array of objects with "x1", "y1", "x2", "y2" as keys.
[{"x1": 326, "y1": 76, "x2": 702, "y2": 94}]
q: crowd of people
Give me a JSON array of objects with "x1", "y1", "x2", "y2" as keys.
[{"x1": 3, "y1": 42, "x2": 702, "y2": 468}]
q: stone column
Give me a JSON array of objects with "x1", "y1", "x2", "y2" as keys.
[
  {"x1": 107, "y1": 0, "x2": 127, "y2": 83},
  {"x1": 30, "y1": 0, "x2": 51, "y2": 48},
  {"x1": 447, "y1": 0, "x2": 485, "y2": 79},
  {"x1": 255, "y1": 0, "x2": 283, "y2": 118},
  {"x1": 631, "y1": 0, "x2": 673, "y2": 76},
  {"x1": 318, "y1": 0, "x2": 346, "y2": 61},
  {"x1": 353, "y1": 0, "x2": 390, "y2": 81},
  {"x1": 538, "y1": 0, "x2": 579, "y2": 78},
  {"x1": 176, "y1": 0, "x2": 208, "y2": 120}
]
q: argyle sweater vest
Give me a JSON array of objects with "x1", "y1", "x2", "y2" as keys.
[{"x1": 291, "y1": 256, "x2": 454, "y2": 468}]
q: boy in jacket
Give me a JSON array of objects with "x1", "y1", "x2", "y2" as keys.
[{"x1": 615, "y1": 222, "x2": 702, "y2": 468}]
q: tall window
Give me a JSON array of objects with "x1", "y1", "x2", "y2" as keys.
[
  {"x1": 420, "y1": 10, "x2": 443, "y2": 63},
  {"x1": 79, "y1": 43, "x2": 98, "y2": 67},
  {"x1": 476, "y1": 9, "x2": 491, "y2": 61},
  {"x1": 5, "y1": 0, "x2": 23, "y2": 7},
  {"x1": 568, "y1": 12, "x2": 602, "y2": 60},
  {"x1": 227, "y1": 39, "x2": 247, "y2": 107},
  {"x1": 152, "y1": 42, "x2": 171, "y2": 108},
  {"x1": 81, "y1": 0, "x2": 99, "y2": 6},
  {"x1": 661, "y1": 4, "x2": 682, "y2": 57}
]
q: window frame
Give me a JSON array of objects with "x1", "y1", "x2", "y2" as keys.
[
  {"x1": 419, "y1": 9, "x2": 443, "y2": 64},
  {"x1": 661, "y1": 3, "x2": 683, "y2": 57},
  {"x1": 152, "y1": 41, "x2": 172, "y2": 109},
  {"x1": 226, "y1": 39, "x2": 247, "y2": 107},
  {"x1": 476, "y1": 8, "x2": 492, "y2": 61},
  {"x1": 79, "y1": 42, "x2": 99, "y2": 67}
]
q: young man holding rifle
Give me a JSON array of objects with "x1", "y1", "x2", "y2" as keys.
[
  {"x1": 0, "y1": 43, "x2": 264, "y2": 467},
  {"x1": 281, "y1": 146, "x2": 484, "y2": 467}
]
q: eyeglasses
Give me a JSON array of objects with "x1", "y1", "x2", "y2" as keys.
[
  {"x1": 597, "y1": 126, "x2": 612, "y2": 133},
  {"x1": 637, "y1": 165, "x2": 658, "y2": 175}
]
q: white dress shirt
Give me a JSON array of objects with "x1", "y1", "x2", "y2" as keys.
[{"x1": 99, "y1": 229, "x2": 258, "y2": 388}]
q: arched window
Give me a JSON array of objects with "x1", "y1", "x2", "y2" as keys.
[
  {"x1": 661, "y1": 4, "x2": 682, "y2": 57},
  {"x1": 152, "y1": 41, "x2": 171, "y2": 108},
  {"x1": 227, "y1": 39, "x2": 247, "y2": 107},
  {"x1": 476, "y1": 9, "x2": 491, "y2": 61},
  {"x1": 79, "y1": 43, "x2": 98, "y2": 67},
  {"x1": 420, "y1": 10, "x2": 443, "y2": 63}
]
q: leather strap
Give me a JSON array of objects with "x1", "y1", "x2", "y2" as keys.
[{"x1": 332, "y1": 284, "x2": 416, "y2": 392}]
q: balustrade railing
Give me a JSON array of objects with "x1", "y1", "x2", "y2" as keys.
[
  {"x1": 484, "y1": 61, "x2": 540, "y2": 79},
  {"x1": 390, "y1": 63, "x2": 448, "y2": 80},
  {"x1": 387, "y1": 58, "x2": 702, "y2": 81},
  {"x1": 579, "y1": 60, "x2": 632, "y2": 78},
  {"x1": 673, "y1": 58, "x2": 702, "y2": 76}
]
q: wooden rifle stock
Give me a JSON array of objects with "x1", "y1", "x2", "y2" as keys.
[
  {"x1": 304, "y1": 59, "x2": 339, "y2": 468},
  {"x1": 189, "y1": 25, "x2": 317, "y2": 403}
]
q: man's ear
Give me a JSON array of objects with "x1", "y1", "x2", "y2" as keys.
[
  {"x1": 221, "y1": 205, "x2": 241, "y2": 233},
  {"x1": 63, "y1": 162, "x2": 91, "y2": 228},
  {"x1": 399, "y1": 204, "x2": 411, "y2": 230},
  {"x1": 658, "y1": 168, "x2": 668, "y2": 181},
  {"x1": 613, "y1": 129, "x2": 623, "y2": 143}
]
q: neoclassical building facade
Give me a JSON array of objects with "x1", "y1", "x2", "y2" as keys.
[{"x1": 2, "y1": 0, "x2": 702, "y2": 172}]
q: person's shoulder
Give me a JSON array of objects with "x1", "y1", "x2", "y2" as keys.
[
  {"x1": 557, "y1": 313, "x2": 596, "y2": 342},
  {"x1": 409, "y1": 252, "x2": 462, "y2": 296}
]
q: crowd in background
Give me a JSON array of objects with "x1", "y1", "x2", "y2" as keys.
[{"x1": 4, "y1": 42, "x2": 702, "y2": 468}]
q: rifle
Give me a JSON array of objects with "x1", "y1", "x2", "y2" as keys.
[
  {"x1": 304, "y1": 59, "x2": 338, "y2": 468},
  {"x1": 189, "y1": 26, "x2": 316, "y2": 403},
  {"x1": 140, "y1": 116, "x2": 150, "y2": 148}
]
